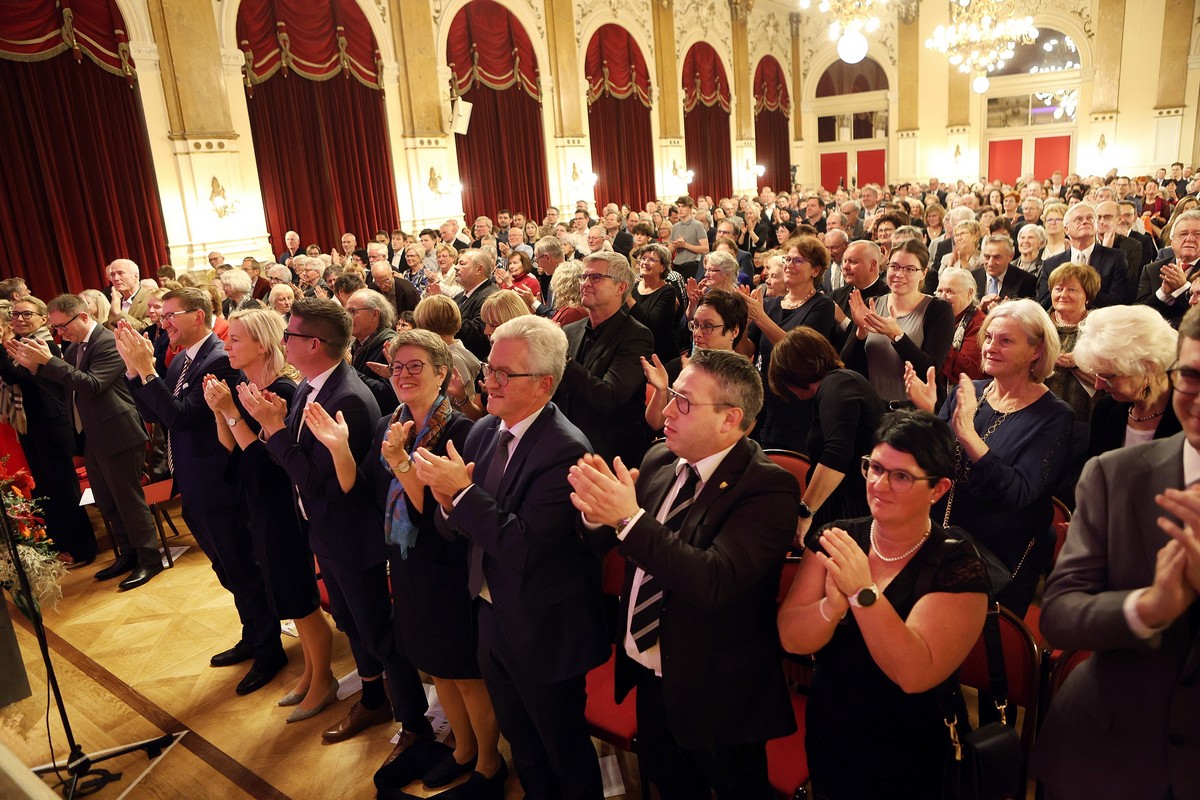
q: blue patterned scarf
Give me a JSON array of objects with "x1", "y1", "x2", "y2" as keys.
[{"x1": 382, "y1": 394, "x2": 452, "y2": 558}]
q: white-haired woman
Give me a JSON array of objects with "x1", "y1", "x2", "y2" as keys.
[
  {"x1": 269, "y1": 283, "x2": 295, "y2": 320},
  {"x1": 936, "y1": 266, "x2": 986, "y2": 383},
  {"x1": 905, "y1": 299, "x2": 1074, "y2": 614},
  {"x1": 219, "y1": 268, "x2": 254, "y2": 316},
  {"x1": 939, "y1": 220, "x2": 984, "y2": 275},
  {"x1": 1015, "y1": 224, "x2": 1046, "y2": 276},
  {"x1": 1074, "y1": 304, "x2": 1180, "y2": 457},
  {"x1": 1041, "y1": 202, "x2": 1069, "y2": 260}
]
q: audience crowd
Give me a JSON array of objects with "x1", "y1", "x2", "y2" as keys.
[{"x1": 4, "y1": 162, "x2": 1200, "y2": 799}]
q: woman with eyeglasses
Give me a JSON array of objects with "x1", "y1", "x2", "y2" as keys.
[
  {"x1": 740, "y1": 235, "x2": 837, "y2": 450},
  {"x1": 1073, "y1": 304, "x2": 1180, "y2": 458},
  {"x1": 0, "y1": 295, "x2": 97, "y2": 564},
  {"x1": 769, "y1": 327, "x2": 885, "y2": 540},
  {"x1": 626, "y1": 243, "x2": 680, "y2": 362},
  {"x1": 642, "y1": 290, "x2": 748, "y2": 430},
  {"x1": 1041, "y1": 202, "x2": 1069, "y2": 260},
  {"x1": 778, "y1": 410, "x2": 989, "y2": 800},
  {"x1": 904, "y1": 299, "x2": 1074, "y2": 614},
  {"x1": 843, "y1": 238, "x2": 955, "y2": 407},
  {"x1": 304, "y1": 329, "x2": 503, "y2": 792},
  {"x1": 200, "y1": 308, "x2": 335, "y2": 721}
]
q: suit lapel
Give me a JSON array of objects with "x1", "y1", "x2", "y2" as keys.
[
  {"x1": 678, "y1": 439, "x2": 752, "y2": 546},
  {"x1": 1134, "y1": 435, "x2": 1186, "y2": 569}
]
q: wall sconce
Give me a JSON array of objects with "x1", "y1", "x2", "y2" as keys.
[
  {"x1": 210, "y1": 177, "x2": 239, "y2": 218},
  {"x1": 428, "y1": 167, "x2": 462, "y2": 198},
  {"x1": 672, "y1": 161, "x2": 695, "y2": 185},
  {"x1": 953, "y1": 145, "x2": 962, "y2": 165},
  {"x1": 1096, "y1": 134, "x2": 1107, "y2": 154},
  {"x1": 570, "y1": 162, "x2": 598, "y2": 189},
  {"x1": 745, "y1": 160, "x2": 766, "y2": 178}
]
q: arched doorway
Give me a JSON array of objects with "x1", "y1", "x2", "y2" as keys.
[
  {"x1": 682, "y1": 42, "x2": 733, "y2": 200},
  {"x1": 753, "y1": 56, "x2": 791, "y2": 192},
  {"x1": 814, "y1": 58, "x2": 889, "y2": 192},
  {"x1": 585, "y1": 24, "x2": 655, "y2": 209}
]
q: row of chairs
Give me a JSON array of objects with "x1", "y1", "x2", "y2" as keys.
[{"x1": 75, "y1": 454, "x2": 182, "y2": 567}]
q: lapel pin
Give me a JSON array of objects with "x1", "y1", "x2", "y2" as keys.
[{"x1": 719, "y1": 481, "x2": 728, "y2": 489}]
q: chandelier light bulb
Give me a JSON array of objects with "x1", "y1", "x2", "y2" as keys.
[
  {"x1": 838, "y1": 29, "x2": 869, "y2": 64},
  {"x1": 972, "y1": 74, "x2": 990, "y2": 94}
]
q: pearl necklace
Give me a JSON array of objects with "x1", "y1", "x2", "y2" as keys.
[
  {"x1": 780, "y1": 286, "x2": 816, "y2": 309},
  {"x1": 1128, "y1": 406, "x2": 1166, "y2": 423},
  {"x1": 870, "y1": 520, "x2": 930, "y2": 563}
]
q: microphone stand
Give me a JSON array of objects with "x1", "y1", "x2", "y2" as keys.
[{"x1": 1, "y1": 491, "x2": 177, "y2": 798}]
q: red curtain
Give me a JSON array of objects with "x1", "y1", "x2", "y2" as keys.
[
  {"x1": 753, "y1": 57, "x2": 791, "y2": 192},
  {"x1": 447, "y1": 0, "x2": 548, "y2": 223},
  {"x1": 0, "y1": 1, "x2": 167, "y2": 297},
  {"x1": 682, "y1": 43, "x2": 732, "y2": 201},
  {"x1": 586, "y1": 25, "x2": 655, "y2": 209},
  {"x1": 239, "y1": 0, "x2": 397, "y2": 251}
]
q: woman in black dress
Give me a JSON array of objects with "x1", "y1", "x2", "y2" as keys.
[
  {"x1": 778, "y1": 411, "x2": 989, "y2": 800},
  {"x1": 626, "y1": 243, "x2": 681, "y2": 362},
  {"x1": 307, "y1": 329, "x2": 503, "y2": 793},
  {"x1": 201, "y1": 308, "x2": 333, "y2": 721}
]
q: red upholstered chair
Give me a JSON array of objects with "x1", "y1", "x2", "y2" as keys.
[
  {"x1": 768, "y1": 555, "x2": 811, "y2": 799},
  {"x1": 764, "y1": 449, "x2": 810, "y2": 497},
  {"x1": 142, "y1": 479, "x2": 181, "y2": 567}
]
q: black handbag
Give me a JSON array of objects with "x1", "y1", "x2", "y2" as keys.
[{"x1": 936, "y1": 604, "x2": 1024, "y2": 800}]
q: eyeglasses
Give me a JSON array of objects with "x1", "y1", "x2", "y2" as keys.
[
  {"x1": 161, "y1": 309, "x2": 198, "y2": 322},
  {"x1": 665, "y1": 386, "x2": 732, "y2": 415},
  {"x1": 282, "y1": 330, "x2": 327, "y2": 344},
  {"x1": 390, "y1": 360, "x2": 428, "y2": 376},
  {"x1": 688, "y1": 321, "x2": 725, "y2": 335},
  {"x1": 860, "y1": 457, "x2": 940, "y2": 491},
  {"x1": 345, "y1": 307, "x2": 374, "y2": 316},
  {"x1": 1167, "y1": 364, "x2": 1200, "y2": 396},
  {"x1": 784, "y1": 256, "x2": 810, "y2": 267},
  {"x1": 888, "y1": 263, "x2": 924, "y2": 275},
  {"x1": 579, "y1": 273, "x2": 615, "y2": 285},
  {"x1": 481, "y1": 363, "x2": 539, "y2": 386},
  {"x1": 48, "y1": 313, "x2": 81, "y2": 332},
  {"x1": 10, "y1": 310, "x2": 40, "y2": 320}
]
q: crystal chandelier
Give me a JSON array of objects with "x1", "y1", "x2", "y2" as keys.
[
  {"x1": 926, "y1": 0, "x2": 1038, "y2": 93},
  {"x1": 799, "y1": 0, "x2": 894, "y2": 65}
]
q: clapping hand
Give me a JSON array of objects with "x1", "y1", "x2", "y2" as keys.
[
  {"x1": 641, "y1": 354, "x2": 670, "y2": 392},
  {"x1": 950, "y1": 373, "x2": 979, "y2": 441},
  {"x1": 303, "y1": 401, "x2": 349, "y2": 451},
  {"x1": 1155, "y1": 487, "x2": 1200, "y2": 594},
  {"x1": 815, "y1": 528, "x2": 872, "y2": 599},
  {"x1": 202, "y1": 374, "x2": 236, "y2": 416},
  {"x1": 903, "y1": 362, "x2": 938, "y2": 412},
  {"x1": 113, "y1": 319, "x2": 155, "y2": 378},
  {"x1": 381, "y1": 419, "x2": 415, "y2": 468},
  {"x1": 567, "y1": 453, "x2": 640, "y2": 528},
  {"x1": 237, "y1": 381, "x2": 288, "y2": 437},
  {"x1": 4, "y1": 336, "x2": 52, "y2": 370},
  {"x1": 846, "y1": 289, "x2": 871, "y2": 337},
  {"x1": 412, "y1": 441, "x2": 474, "y2": 510}
]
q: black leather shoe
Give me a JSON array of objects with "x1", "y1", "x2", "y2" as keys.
[
  {"x1": 235, "y1": 653, "x2": 288, "y2": 695},
  {"x1": 210, "y1": 641, "x2": 253, "y2": 668},
  {"x1": 424, "y1": 752, "x2": 477, "y2": 788},
  {"x1": 117, "y1": 563, "x2": 163, "y2": 591},
  {"x1": 429, "y1": 761, "x2": 509, "y2": 800},
  {"x1": 94, "y1": 554, "x2": 137, "y2": 581}
]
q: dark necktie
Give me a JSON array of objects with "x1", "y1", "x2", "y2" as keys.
[
  {"x1": 469, "y1": 429, "x2": 514, "y2": 598},
  {"x1": 630, "y1": 465, "x2": 700, "y2": 652},
  {"x1": 290, "y1": 382, "x2": 311, "y2": 437},
  {"x1": 70, "y1": 342, "x2": 87, "y2": 432},
  {"x1": 166, "y1": 355, "x2": 192, "y2": 472}
]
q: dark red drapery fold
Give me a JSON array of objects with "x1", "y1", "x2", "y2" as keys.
[
  {"x1": 753, "y1": 55, "x2": 791, "y2": 116},
  {"x1": 0, "y1": 54, "x2": 166, "y2": 298},
  {"x1": 447, "y1": 0, "x2": 549, "y2": 223},
  {"x1": 681, "y1": 42, "x2": 730, "y2": 113},
  {"x1": 684, "y1": 102, "x2": 733, "y2": 201},
  {"x1": 239, "y1": 0, "x2": 397, "y2": 250},
  {"x1": 585, "y1": 25, "x2": 654, "y2": 208},
  {"x1": 246, "y1": 74, "x2": 399, "y2": 250},
  {"x1": 755, "y1": 109, "x2": 790, "y2": 192},
  {"x1": 0, "y1": 0, "x2": 135, "y2": 80}
]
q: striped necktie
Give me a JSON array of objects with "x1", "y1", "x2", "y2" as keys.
[
  {"x1": 630, "y1": 465, "x2": 700, "y2": 652},
  {"x1": 166, "y1": 355, "x2": 191, "y2": 472}
]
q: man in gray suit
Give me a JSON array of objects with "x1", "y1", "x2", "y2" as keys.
[{"x1": 1034, "y1": 307, "x2": 1200, "y2": 800}]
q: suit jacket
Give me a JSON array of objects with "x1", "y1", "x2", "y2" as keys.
[
  {"x1": 105, "y1": 288, "x2": 150, "y2": 333},
  {"x1": 971, "y1": 266, "x2": 1037, "y2": 301},
  {"x1": 1108, "y1": 232, "x2": 1144, "y2": 286},
  {"x1": 1037, "y1": 243, "x2": 1131, "y2": 308},
  {"x1": 265, "y1": 361, "x2": 384, "y2": 565},
  {"x1": 129, "y1": 333, "x2": 240, "y2": 504},
  {"x1": 1034, "y1": 434, "x2": 1200, "y2": 799},
  {"x1": 351, "y1": 326, "x2": 397, "y2": 412},
  {"x1": 586, "y1": 438, "x2": 798, "y2": 750},
  {"x1": 612, "y1": 230, "x2": 634, "y2": 258},
  {"x1": 35, "y1": 324, "x2": 146, "y2": 457},
  {"x1": 437, "y1": 404, "x2": 608, "y2": 682},
  {"x1": 555, "y1": 310, "x2": 654, "y2": 465},
  {"x1": 923, "y1": 237, "x2": 956, "y2": 293},
  {"x1": 1137, "y1": 255, "x2": 1200, "y2": 327},
  {"x1": 0, "y1": 337, "x2": 69, "y2": 432},
  {"x1": 456, "y1": 280, "x2": 498, "y2": 361}
]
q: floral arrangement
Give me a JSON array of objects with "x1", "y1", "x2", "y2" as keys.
[{"x1": 0, "y1": 468, "x2": 66, "y2": 617}]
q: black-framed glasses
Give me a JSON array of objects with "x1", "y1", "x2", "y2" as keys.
[
  {"x1": 481, "y1": 363, "x2": 539, "y2": 387},
  {"x1": 162, "y1": 309, "x2": 198, "y2": 322},
  {"x1": 390, "y1": 360, "x2": 427, "y2": 376},
  {"x1": 48, "y1": 313, "x2": 81, "y2": 332},
  {"x1": 860, "y1": 456, "x2": 940, "y2": 492},
  {"x1": 1167, "y1": 364, "x2": 1200, "y2": 396},
  {"x1": 10, "y1": 310, "x2": 41, "y2": 320},
  {"x1": 888, "y1": 263, "x2": 925, "y2": 275},
  {"x1": 579, "y1": 273, "x2": 615, "y2": 285},
  {"x1": 282, "y1": 330, "x2": 327, "y2": 344},
  {"x1": 665, "y1": 386, "x2": 732, "y2": 415},
  {"x1": 688, "y1": 321, "x2": 726, "y2": 335}
]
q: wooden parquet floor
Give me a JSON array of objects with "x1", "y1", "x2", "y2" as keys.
[{"x1": 1, "y1": 501, "x2": 642, "y2": 799}]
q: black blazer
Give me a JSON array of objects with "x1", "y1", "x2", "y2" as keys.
[
  {"x1": 0, "y1": 336, "x2": 69, "y2": 431},
  {"x1": 1037, "y1": 243, "x2": 1131, "y2": 307},
  {"x1": 556, "y1": 310, "x2": 654, "y2": 465},
  {"x1": 265, "y1": 361, "x2": 384, "y2": 565},
  {"x1": 586, "y1": 438, "x2": 798, "y2": 750},
  {"x1": 438, "y1": 404, "x2": 608, "y2": 682},
  {"x1": 1110, "y1": 233, "x2": 1145, "y2": 286},
  {"x1": 1137, "y1": 256, "x2": 1200, "y2": 327},
  {"x1": 971, "y1": 266, "x2": 1037, "y2": 300},
  {"x1": 1087, "y1": 392, "x2": 1182, "y2": 459},
  {"x1": 612, "y1": 230, "x2": 634, "y2": 258},
  {"x1": 351, "y1": 326, "x2": 397, "y2": 412},
  {"x1": 456, "y1": 281, "x2": 498, "y2": 361},
  {"x1": 35, "y1": 324, "x2": 146, "y2": 457}
]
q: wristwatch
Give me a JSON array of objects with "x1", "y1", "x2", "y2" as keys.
[
  {"x1": 797, "y1": 500, "x2": 813, "y2": 520},
  {"x1": 224, "y1": 416, "x2": 242, "y2": 428},
  {"x1": 140, "y1": 373, "x2": 158, "y2": 385},
  {"x1": 891, "y1": 332, "x2": 905, "y2": 343},
  {"x1": 849, "y1": 584, "x2": 880, "y2": 608},
  {"x1": 392, "y1": 458, "x2": 412, "y2": 474}
]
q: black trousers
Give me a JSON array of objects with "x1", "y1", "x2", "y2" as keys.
[
  {"x1": 84, "y1": 442, "x2": 158, "y2": 567},
  {"x1": 22, "y1": 423, "x2": 95, "y2": 560},
  {"x1": 633, "y1": 663, "x2": 773, "y2": 800},
  {"x1": 476, "y1": 600, "x2": 602, "y2": 800}
]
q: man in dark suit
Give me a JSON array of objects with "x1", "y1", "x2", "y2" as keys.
[
  {"x1": 416, "y1": 315, "x2": 608, "y2": 800},
  {"x1": 1096, "y1": 200, "x2": 1145, "y2": 287},
  {"x1": 367, "y1": 261, "x2": 420, "y2": 317},
  {"x1": 1034, "y1": 307, "x2": 1200, "y2": 800},
  {"x1": 248, "y1": 298, "x2": 431, "y2": 751},
  {"x1": 116, "y1": 288, "x2": 283, "y2": 691},
  {"x1": 1137, "y1": 209, "x2": 1200, "y2": 327},
  {"x1": 570, "y1": 349, "x2": 798, "y2": 799},
  {"x1": 1120, "y1": 200, "x2": 1161, "y2": 268},
  {"x1": 715, "y1": 218, "x2": 757, "y2": 283},
  {"x1": 445, "y1": 248, "x2": 497, "y2": 361},
  {"x1": 555, "y1": 251, "x2": 654, "y2": 466},
  {"x1": 830, "y1": 240, "x2": 889, "y2": 347},
  {"x1": 973, "y1": 234, "x2": 1038, "y2": 312},
  {"x1": 603, "y1": 210, "x2": 634, "y2": 258},
  {"x1": 8, "y1": 294, "x2": 158, "y2": 589},
  {"x1": 345, "y1": 289, "x2": 398, "y2": 412},
  {"x1": 1037, "y1": 203, "x2": 1131, "y2": 308}
]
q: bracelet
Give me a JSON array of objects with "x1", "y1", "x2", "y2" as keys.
[{"x1": 818, "y1": 597, "x2": 836, "y2": 623}]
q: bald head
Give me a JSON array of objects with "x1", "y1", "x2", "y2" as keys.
[{"x1": 107, "y1": 258, "x2": 141, "y2": 297}]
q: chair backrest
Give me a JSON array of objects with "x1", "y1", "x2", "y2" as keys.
[
  {"x1": 777, "y1": 556, "x2": 801, "y2": 606},
  {"x1": 764, "y1": 448, "x2": 811, "y2": 497},
  {"x1": 601, "y1": 548, "x2": 626, "y2": 598},
  {"x1": 1050, "y1": 497, "x2": 1071, "y2": 566},
  {"x1": 1048, "y1": 648, "x2": 1092, "y2": 698}
]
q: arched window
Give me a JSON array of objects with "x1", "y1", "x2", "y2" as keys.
[
  {"x1": 585, "y1": 25, "x2": 655, "y2": 208},
  {"x1": 753, "y1": 56, "x2": 791, "y2": 192},
  {"x1": 813, "y1": 58, "x2": 888, "y2": 192},
  {"x1": 682, "y1": 43, "x2": 733, "y2": 200}
]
